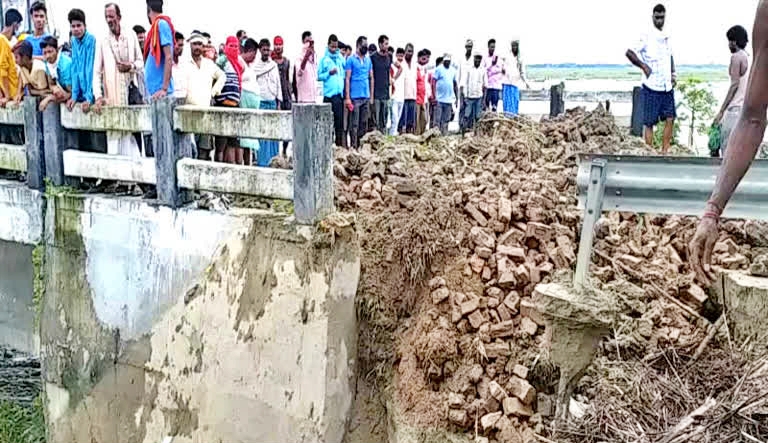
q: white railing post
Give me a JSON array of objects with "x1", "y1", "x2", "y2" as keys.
[{"x1": 153, "y1": 97, "x2": 192, "y2": 208}]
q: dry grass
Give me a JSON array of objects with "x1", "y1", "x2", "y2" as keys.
[{"x1": 556, "y1": 344, "x2": 768, "y2": 443}]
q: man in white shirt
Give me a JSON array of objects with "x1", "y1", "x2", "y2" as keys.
[
  {"x1": 461, "y1": 52, "x2": 487, "y2": 133},
  {"x1": 626, "y1": 3, "x2": 676, "y2": 153},
  {"x1": 182, "y1": 32, "x2": 226, "y2": 160}
]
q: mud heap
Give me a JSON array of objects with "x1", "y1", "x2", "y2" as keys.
[{"x1": 333, "y1": 107, "x2": 768, "y2": 443}]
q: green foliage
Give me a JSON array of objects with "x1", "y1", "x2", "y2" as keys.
[
  {"x1": 31, "y1": 245, "x2": 44, "y2": 329},
  {"x1": 42, "y1": 178, "x2": 79, "y2": 198},
  {"x1": 0, "y1": 397, "x2": 46, "y2": 443},
  {"x1": 677, "y1": 77, "x2": 718, "y2": 145}
]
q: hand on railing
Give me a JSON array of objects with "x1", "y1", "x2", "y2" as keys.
[{"x1": 93, "y1": 98, "x2": 106, "y2": 115}]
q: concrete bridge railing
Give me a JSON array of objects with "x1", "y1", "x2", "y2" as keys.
[{"x1": 0, "y1": 97, "x2": 334, "y2": 224}]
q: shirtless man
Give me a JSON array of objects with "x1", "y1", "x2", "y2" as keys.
[{"x1": 690, "y1": 0, "x2": 768, "y2": 286}]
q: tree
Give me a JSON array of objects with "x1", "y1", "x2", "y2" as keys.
[{"x1": 678, "y1": 77, "x2": 717, "y2": 146}]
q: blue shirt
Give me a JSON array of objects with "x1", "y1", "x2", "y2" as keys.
[
  {"x1": 46, "y1": 53, "x2": 72, "y2": 90},
  {"x1": 25, "y1": 33, "x2": 50, "y2": 57},
  {"x1": 434, "y1": 65, "x2": 457, "y2": 104},
  {"x1": 345, "y1": 54, "x2": 371, "y2": 100},
  {"x1": 145, "y1": 19, "x2": 175, "y2": 96},
  {"x1": 318, "y1": 48, "x2": 346, "y2": 98}
]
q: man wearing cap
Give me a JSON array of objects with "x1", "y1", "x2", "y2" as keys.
[
  {"x1": 432, "y1": 54, "x2": 458, "y2": 135},
  {"x1": 458, "y1": 39, "x2": 473, "y2": 127},
  {"x1": 181, "y1": 32, "x2": 226, "y2": 160}
]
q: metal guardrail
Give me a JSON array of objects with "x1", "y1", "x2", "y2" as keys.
[{"x1": 573, "y1": 154, "x2": 768, "y2": 286}]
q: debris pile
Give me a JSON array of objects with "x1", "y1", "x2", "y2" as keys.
[{"x1": 333, "y1": 107, "x2": 767, "y2": 442}]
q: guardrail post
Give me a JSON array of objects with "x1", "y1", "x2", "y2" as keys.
[
  {"x1": 292, "y1": 103, "x2": 334, "y2": 224},
  {"x1": 549, "y1": 82, "x2": 565, "y2": 117},
  {"x1": 630, "y1": 86, "x2": 643, "y2": 137},
  {"x1": 152, "y1": 97, "x2": 191, "y2": 207},
  {"x1": 574, "y1": 159, "x2": 607, "y2": 289},
  {"x1": 22, "y1": 97, "x2": 44, "y2": 190},
  {"x1": 42, "y1": 104, "x2": 75, "y2": 186}
]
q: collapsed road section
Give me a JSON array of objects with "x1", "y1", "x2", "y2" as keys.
[{"x1": 335, "y1": 107, "x2": 768, "y2": 443}]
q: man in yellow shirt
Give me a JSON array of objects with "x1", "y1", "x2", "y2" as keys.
[
  {"x1": 13, "y1": 40, "x2": 50, "y2": 104},
  {"x1": 0, "y1": 9, "x2": 22, "y2": 107}
]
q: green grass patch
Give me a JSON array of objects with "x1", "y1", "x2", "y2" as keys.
[
  {"x1": 0, "y1": 397, "x2": 46, "y2": 443},
  {"x1": 31, "y1": 245, "x2": 44, "y2": 329}
]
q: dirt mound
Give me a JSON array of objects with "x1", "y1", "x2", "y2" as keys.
[{"x1": 335, "y1": 107, "x2": 765, "y2": 442}]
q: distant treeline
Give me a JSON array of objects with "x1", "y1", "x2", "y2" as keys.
[{"x1": 528, "y1": 63, "x2": 728, "y2": 70}]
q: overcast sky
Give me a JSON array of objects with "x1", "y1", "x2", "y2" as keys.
[{"x1": 44, "y1": 0, "x2": 759, "y2": 65}]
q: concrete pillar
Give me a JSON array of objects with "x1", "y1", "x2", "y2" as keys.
[
  {"x1": 42, "y1": 104, "x2": 76, "y2": 187},
  {"x1": 22, "y1": 97, "x2": 44, "y2": 190},
  {"x1": 152, "y1": 97, "x2": 191, "y2": 208},
  {"x1": 721, "y1": 271, "x2": 768, "y2": 342},
  {"x1": 549, "y1": 83, "x2": 565, "y2": 118},
  {"x1": 630, "y1": 86, "x2": 644, "y2": 136},
  {"x1": 292, "y1": 103, "x2": 334, "y2": 224}
]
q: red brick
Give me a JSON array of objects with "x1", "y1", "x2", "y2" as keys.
[
  {"x1": 490, "y1": 321, "x2": 516, "y2": 338},
  {"x1": 506, "y1": 376, "x2": 537, "y2": 405},
  {"x1": 465, "y1": 204, "x2": 489, "y2": 227},
  {"x1": 520, "y1": 298, "x2": 544, "y2": 325},
  {"x1": 498, "y1": 272, "x2": 517, "y2": 289},
  {"x1": 449, "y1": 409, "x2": 467, "y2": 426},
  {"x1": 485, "y1": 341, "x2": 511, "y2": 358},
  {"x1": 480, "y1": 412, "x2": 503, "y2": 431},
  {"x1": 504, "y1": 292, "x2": 521, "y2": 313},
  {"x1": 497, "y1": 305, "x2": 513, "y2": 322},
  {"x1": 520, "y1": 317, "x2": 539, "y2": 336},
  {"x1": 526, "y1": 222, "x2": 553, "y2": 243},
  {"x1": 476, "y1": 246, "x2": 493, "y2": 259},
  {"x1": 489, "y1": 380, "x2": 507, "y2": 401},
  {"x1": 461, "y1": 298, "x2": 480, "y2": 316},
  {"x1": 497, "y1": 245, "x2": 527, "y2": 261},
  {"x1": 431, "y1": 287, "x2": 450, "y2": 304},
  {"x1": 513, "y1": 364, "x2": 529, "y2": 380},
  {"x1": 503, "y1": 397, "x2": 533, "y2": 418},
  {"x1": 468, "y1": 310, "x2": 487, "y2": 329},
  {"x1": 469, "y1": 254, "x2": 485, "y2": 274},
  {"x1": 498, "y1": 198, "x2": 513, "y2": 224},
  {"x1": 428, "y1": 277, "x2": 446, "y2": 289},
  {"x1": 470, "y1": 226, "x2": 496, "y2": 249}
]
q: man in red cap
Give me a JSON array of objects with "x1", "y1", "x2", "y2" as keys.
[{"x1": 272, "y1": 35, "x2": 291, "y2": 156}]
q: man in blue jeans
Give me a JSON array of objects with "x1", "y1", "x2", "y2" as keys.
[
  {"x1": 433, "y1": 54, "x2": 458, "y2": 135},
  {"x1": 345, "y1": 35, "x2": 373, "y2": 148}
]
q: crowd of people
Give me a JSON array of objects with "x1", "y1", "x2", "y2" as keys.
[{"x1": 0, "y1": 0, "x2": 533, "y2": 165}]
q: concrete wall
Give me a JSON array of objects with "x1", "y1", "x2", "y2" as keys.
[
  {"x1": 0, "y1": 179, "x2": 44, "y2": 245},
  {"x1": 0, "y1": 240, "x2": 38, "y2": 355},
  {"x1": 38, "y1": 193, "x2": 360, "y2": 443}
]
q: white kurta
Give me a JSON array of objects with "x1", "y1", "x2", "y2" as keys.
[{"x1": 94, "y1": 29, "x2": 143, "y2": 158}]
